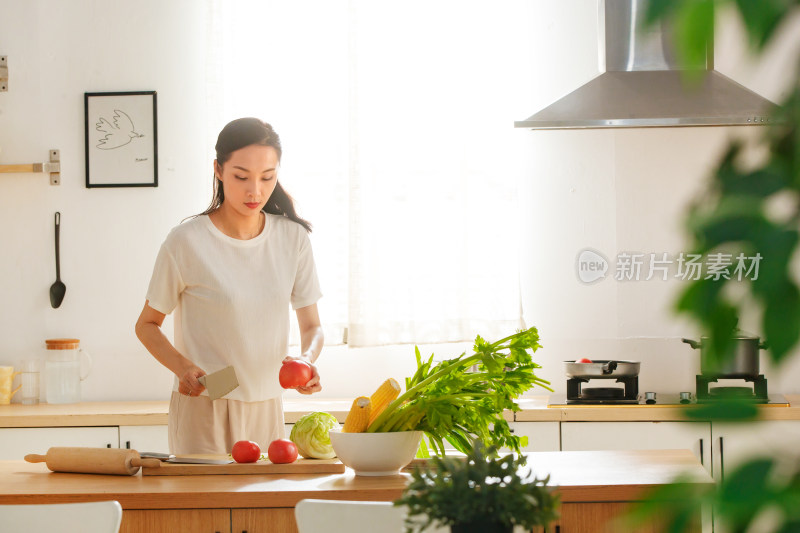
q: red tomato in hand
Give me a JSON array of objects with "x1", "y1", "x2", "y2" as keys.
[
  {"x1": 231, "y1": 440, "x2": 261, "y2": 463},
  {"x1": 268, "y1": 439, "x2": 298, "y2": 464},
  {"x1": 279, "y1": 360, "x2": 313, "y2": 389},
  {"x1": 576, "y1": 358, "x2": 593, "y2": 363}
]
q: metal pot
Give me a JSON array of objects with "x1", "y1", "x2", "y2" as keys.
[
  {"x1": 682, "y1": 331, "x2": 768, "y2": 378},
  {"x1": 564, "y1": 360, "x2": 640, "y2": 379}
]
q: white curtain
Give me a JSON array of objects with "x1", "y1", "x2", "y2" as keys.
[{"x1": 207, "y1": 0, "x2": 531, "y2": 346}]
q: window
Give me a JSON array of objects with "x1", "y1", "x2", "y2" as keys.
[{"x1": 207, "y1": 0, "x2": 532, "y2": 346}]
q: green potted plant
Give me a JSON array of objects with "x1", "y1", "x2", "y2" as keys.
[{"x1": 394, "y1": 440, "x2": 559, "y2": 533}]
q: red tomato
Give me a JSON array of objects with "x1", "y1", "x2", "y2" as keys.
[
  {"x1": 279, "y1": 360, "x2": 313, "y2": 389},
  {"x1": 268, "y1": 439, "x2": 298, "y2": 464},
  {"x1": 576, "y1": 358, "x2": 593, "y2": 363},
  {"x1": 231, "y1": 440, "x2": 261, "y2": 463}
]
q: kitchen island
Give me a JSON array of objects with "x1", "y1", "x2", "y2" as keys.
[{"x1": 0, "y1": 449, "x2": 712, "y2": 533}]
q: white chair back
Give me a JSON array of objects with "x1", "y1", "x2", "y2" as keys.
[
  {"x1": 0, "y1": 501, "x2": 123, "y2": 533},
  {"x1": 295, "y1": 499, "x2": 448, "y2": 533}
]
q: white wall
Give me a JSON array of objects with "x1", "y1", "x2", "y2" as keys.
[
  {"x1": 0, "y1": 0, "x2": 213, "y2": 401},
  {"x1": 517, "y1": 4, "x2": 800, "y2": 395},
  {"x1": 1, "y1": 1, "x2": 799, "y2": 403}
]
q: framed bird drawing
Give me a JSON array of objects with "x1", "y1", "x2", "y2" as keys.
[{"x1": 84, "y1": 91, "x2": 158, "y2": 188}]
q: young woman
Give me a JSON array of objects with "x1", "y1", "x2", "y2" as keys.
[{"x1": 135, "y1": 118, "x2": 324, "y2": 455}]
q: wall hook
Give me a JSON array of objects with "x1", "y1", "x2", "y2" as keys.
[
  {"x1": 0, "y1": 149, "x2": 61, "y2": 185},
  {"x1": 0, "y1": 56, "x2": 7, "y2": 91}
]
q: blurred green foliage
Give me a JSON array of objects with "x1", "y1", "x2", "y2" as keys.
[
  {"x1": 633, "y1": 2, "x2": 800, "y2": 531},
  {"x1": 647, "y1": 0, "x2": 800, "y2": 366}
]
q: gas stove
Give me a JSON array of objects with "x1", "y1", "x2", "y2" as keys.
[
  {"x1": 548, "y1": 373, "x2": 789, "y2": 407},
  {"x1": 547, "y1": 391, "x2": 789, "y2": 407},
  {"x1": 696, "y1": 374, "x2": 768, "y2": 401},
  {"x1": 549, "y1": 391, "x2": 690, "y2": 406},
  {"x1": 565, "y1": 375, "x2": 639, "y2": 404}
]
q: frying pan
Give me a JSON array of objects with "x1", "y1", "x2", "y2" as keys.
[{"x1": 564, "y1": 360, "x2": 640, "y2": 379}]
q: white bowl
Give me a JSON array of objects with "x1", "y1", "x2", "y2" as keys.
[{"x1": 329, "y1": 431, "x2": 423, "y2": 476}]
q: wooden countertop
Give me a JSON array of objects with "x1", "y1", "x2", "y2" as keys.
[
  {"x1": 0, "y1": 449, "x2": 711, "y2": 509},
  {"x1": 0, "y1": 401, "x2": 170, "y2": 428},
  {"x1": 1, "y1": 395, "x2": 798, "y2": 427},
  {"x1": 0, "y1": 399, "x2": 511, "y2": 427},
  {"x1": 515, "y1": 395, "x2": 800, "y2": 422}
]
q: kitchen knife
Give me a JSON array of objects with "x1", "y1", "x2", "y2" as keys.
[
  {"x1": 198, "y1": 365, "x2": 239, "y2": 401},
  {"x1": 140, "y1": 452, "x2": 233, "y2": 465}
]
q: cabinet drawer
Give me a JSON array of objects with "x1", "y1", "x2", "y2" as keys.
[
  {"x1": 0, "y1": 427, "x2": 119, "y2": 459},
  {"x1": 712, "y1": 420, "x2": 800, "y2": 482},
  {"x1": 119, "y1": 425, "x2": 169, "y2": 453},
  {"x1": 232, "y1": 508, "x2": 298, "y2": 533},
  {"x1": 508, "y1": 422, "x2": 561, "y2": 452},
  {"x1": 561, "y1": 421, "x2": 711, "y2": 472},
  {"x1": 120, "y1": 509, "x2": 231, "y2": 533}
]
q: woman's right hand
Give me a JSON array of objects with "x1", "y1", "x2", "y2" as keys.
[
  {"x1": 178, "y1": 365, "x2": 207, "y2": 396},
  {"x1": 137, "y1": 302, "x2": 207, "y2": 397}
]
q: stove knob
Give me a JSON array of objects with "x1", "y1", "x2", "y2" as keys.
[
  {"x1": 680, "y1": 391, "x2": 692, "y2": 404},
  {"x1": 645, "y1": 391, "x2": 656, "y2": 404}
]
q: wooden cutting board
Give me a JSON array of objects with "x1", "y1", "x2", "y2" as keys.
[{"x1": 142, "y1": 457, "x2": 345, "y2": 476}]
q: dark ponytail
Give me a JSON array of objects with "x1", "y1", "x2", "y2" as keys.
[{"x1": 197, "y1": 118, "x2": 312, "y2": 232}]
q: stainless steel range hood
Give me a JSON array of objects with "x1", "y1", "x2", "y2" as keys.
[{"x1": 515, "y1": 0, "x2": 777, "y2": 130}]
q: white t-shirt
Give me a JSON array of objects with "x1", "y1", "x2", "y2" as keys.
[{"x1": 146, "y1": 214, "x2": 322, "y2": 402}]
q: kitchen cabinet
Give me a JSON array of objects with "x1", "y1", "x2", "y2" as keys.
[
  {"x1": 120, "y1": 510, "x2": 231, "y2": 533},
  {"x1": 561, "y1": 422, "x2": 712, "y2": 473},
  {"x1": 118, "y1": 508, "x2": 299, "y2": 533},
  {"x1": 119, "y1": 425, "x2": 169, "y2": 453},
  {"x1": 509, "y1": 422, "x2": 561, "y2": 452},
  {"x1": 231, "y1": 509, "x2": 298, "y2": 533},
  {"x1": 532, "y1": 502, "x2": 701, "y2": 533},
  {"x1": 708, "y1": 421, "x2": 800, "y2": 533},
  {"x1": 711, "y1": 420, "x2": 800, "y2": 482},
  {"x1": 0, "y1": 426, "x2": 119, "y2": 459}
]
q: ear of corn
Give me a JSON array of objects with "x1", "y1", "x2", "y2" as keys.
[
  {"x1": 368, "y1": 378, "x2": 401, "y2": 426},
  {"x1": 343, "y1": 396, "x2": 371, "y2": 433}
]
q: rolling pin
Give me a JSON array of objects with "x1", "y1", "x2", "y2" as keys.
[{"x1": 25, "y1": 447, "x2": 162, "y2": 475}]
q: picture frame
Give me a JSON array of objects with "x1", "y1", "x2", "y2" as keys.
[{"x1": 84, "y1": 91, "x2": 158, "y2": 188}]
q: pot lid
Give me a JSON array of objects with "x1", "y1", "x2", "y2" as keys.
[
  {"x1": 699, "y1": 329, "x2": 761, "y2": 341},
  {"x1": 45, "y1": 338, "x2": 81, "y2": 349}
]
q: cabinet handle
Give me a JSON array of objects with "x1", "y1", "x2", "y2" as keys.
[
  {"x1": 106, "y1": 443, "x2": 111, "y2": 448},
  {"x1": 126, "y1": 441, "x2": 131, "y2": 449},
  {"x1": 699, "y1": 438, "x2": 704, "y2": 466},
  {"x1": 719, "y1": 436, "x2": 725, "y2": 483},
  {"x1": 556, "y1": 526, "x2": 561, "y2": 533}
]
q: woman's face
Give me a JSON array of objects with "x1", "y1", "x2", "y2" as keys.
[{"x1": 215, "y1": 144, "x2": 280, "y2": 219}]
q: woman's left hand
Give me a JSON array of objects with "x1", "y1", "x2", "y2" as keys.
[{"x1": 282, "y1": 355, "x2": 321, "y2": 395}]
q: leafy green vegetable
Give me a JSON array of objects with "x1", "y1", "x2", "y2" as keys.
[
  {"x1": 367, "y1": 327, "x2": 551, "y2": 455},
  {"x1": 289, "y1": 411, "x2": 339, "y2": 459}
]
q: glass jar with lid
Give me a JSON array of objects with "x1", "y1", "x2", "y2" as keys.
[{"x1": 45, "y1": 338, "x2": 92, "y2": 404}]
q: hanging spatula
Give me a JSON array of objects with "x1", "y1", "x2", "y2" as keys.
[{"x1": 49, "y1": 212, "x2": 66, "y2": 308}]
